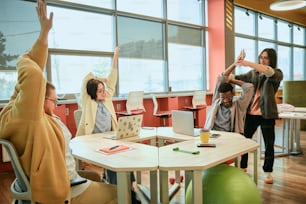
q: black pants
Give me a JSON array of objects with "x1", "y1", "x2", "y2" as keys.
[
  {"x1": 106, "y1": 169, "x2": 135, "y2": 184},
  {"x1": 240, "y1": 114, "x2": 275, "y2": 172}
]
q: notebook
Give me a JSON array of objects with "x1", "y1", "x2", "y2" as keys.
[
  {"x1": 98, "y1": 145, "x2": 130, "y2": 154},
  {"x1": 172, "y1": 110, "x2": 200, "y2": 136},
  {"x1": 103, "y1": 114, "x2": 143, "y2": 140}
]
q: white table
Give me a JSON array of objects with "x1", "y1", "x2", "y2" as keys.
[
  {"x1": 71, "y1": 129, "x2": 259, "y2": 204},
  {"x1": 155, "y1": 127, "x2": 201, "y2": 198},
  {"x1": 158, "y1": 132, "x2": 259, "y2": 204},
  {"x1": 279, "y1": 111, "x2": 306, "y2": 155},
  {"x1": 70, "y1": 135, "x2": 159, "y2": 204},
  {"x1": 123, "y1": 127, "x2": 157, "y2": 145},
  {"x1": 156, "y1": 126, "x2": 199, "y2": 144}
]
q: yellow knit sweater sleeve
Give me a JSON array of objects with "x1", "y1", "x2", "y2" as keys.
[{"x1": 1, "y1": 38, "x2": 70, "y2": 204}]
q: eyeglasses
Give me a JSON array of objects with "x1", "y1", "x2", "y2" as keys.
[
  {"x1": 220, "y1": 96, "x2": 233, "y2": 102},
  {"x1": 45, "y1": 97, "x2": 58, "y2": 105}
]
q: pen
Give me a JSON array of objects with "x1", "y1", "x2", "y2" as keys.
[{"x1": 109, "y1": 145, "x2": 119, "y2": 150}]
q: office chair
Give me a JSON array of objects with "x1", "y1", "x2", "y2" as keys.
[
  {"x1": 151, "y1": 94, "x2": 172, "y2": 126},
  {"x1": 0, "y1": 139, "x2": 33, "y2": 204},
  {"x1": 116, "y1": 91, "x2": 146, "y2": 116},
  {"x1": 74, "y1": 93, "x2": 82, "y2": 109},
  {"x1": 183, "y1": 90, "x2": 207, "y2": 128},
  {"x1": 0, "y1": 138, "x2": 101, "y2": 204},
  {"x1": 74, "y1": 109, "x2": 82, "y2": 128}
]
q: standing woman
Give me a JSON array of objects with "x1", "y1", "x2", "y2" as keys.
[{"x1": 235, "y1": 48, "x2": 283, "y2": 184}]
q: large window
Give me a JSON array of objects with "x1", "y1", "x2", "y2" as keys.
[
  {"x1": 58, "y1": 0, "x2": 113, "y2": 9},
  {"x1": 167, "y1": 0, "x2": 204, "y2": 25},
  {"x1": 293, "y1": 47, "x2": 305, "y2": 80},
  {"x1": 117, "y1": 0, "x2": 163, "y2": 18},
  {"x1": 49, "y1": 53, "x2": 112, "y2": 95},
  {"x1": 0, "y1": 0, "x2": 207, "y2": 100},
  {"x1": 278, "y1": 20, "x2": 291, "y2": 43},
  {"x1": 168, "y1": 25, "x2": 204, "y2": 91},
  {"x1": 278, "y1": 45, "x2": 291, "y2": 82},
  {"x1": 48, "y1": 6, "x2": 115, "y2": 52},
  {"x1": 234, "y1": 6, "x2": 306, "y2": 87},
  {"x1": 258, "y1": 14, "x2": 275, "y2": 40},
  {"x1": 0, "y1": 0, "x2": 37, "y2": 100},
  {"x1": 234, "y1": 37, "x2": 255, "y2": 75},
  {"x1": 234, "y1": 8, "x2": 255, "y2": 36},
  {"x1": 117, "y1": 16, "x2": 164, "y2": 95}
]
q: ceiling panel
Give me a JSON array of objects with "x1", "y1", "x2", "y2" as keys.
[{"x1": 234, "y1": 0, "x2": 306, "y2": 26}]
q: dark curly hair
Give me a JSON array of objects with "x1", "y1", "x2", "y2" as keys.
[{"x1": 218, "y1": 82, "x2": 233, "y2": 93}]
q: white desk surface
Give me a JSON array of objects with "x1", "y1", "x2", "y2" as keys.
[
  {"x1": 70, "y1": 135, "x2": 158, "y2": 172},
  {"x1": 158, "y1": 131, "x2": 259, "y2": 204},
  {"x1": 83, "y1": 127, "x2": 157, "y2": 143},
  {"x1": 70, "y1": 134, "x2": 159, "y2": 204},
  {"x1": 294, "y1": 107, "x2": 306, "y2": 112},
  {"x1": 158, "y1": 132, "x2": 259, "y2": 171},
  {"x1": 156, "y1": 127, "x2": 233, "y2": 142},
  {"x1": 71, "y1": 130, "x2": 259, "y2": 204},
  {"x1": 123, "y1": 127, "x2": 157, "y2": 143},
  {"x1": 278, "y1": 110, "x2": 306, "y2": 155},
  {"x1": 156, "y1": 127, "x2": 199, "y2": 141},
  {"x1": 279, "y1": 112, "x2": 306, "y2": 119}
]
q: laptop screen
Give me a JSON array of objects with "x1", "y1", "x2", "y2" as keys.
[
  {"x1": 172, "y1": 110, "x2": 197, "y2": 136},
  {"x1": 116, "y1": 114, "x2": 143, "y2": 139}
]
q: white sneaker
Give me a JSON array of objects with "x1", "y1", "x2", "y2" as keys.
[{"x1": 264, "y1": 173, "x2": 273, "y2": 184}]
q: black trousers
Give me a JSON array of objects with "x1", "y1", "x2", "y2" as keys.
[
  {"x1": 106, "y1": 169, "x2": 135, "y2": 184},
  {"x1": 240, "y1": 114, "x2": 275, "y2": 172}
]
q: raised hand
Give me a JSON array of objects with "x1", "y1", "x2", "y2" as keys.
[
  {"x1": 237, "y1": 49, "x2": 246, "y2": 61},
  {"x1": 36, "y1": 0, "x2": 53, "y2": 42},
  {"x1": 112, "y1": 46, "x2": 120, "y2": 69},
  {"x1": 114, "y1": 46, "x2": 120, "y2": 56}
]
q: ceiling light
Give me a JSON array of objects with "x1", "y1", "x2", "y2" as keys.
[{"x1": 270, "y1": 0, "x2": 306, "y2": 11}]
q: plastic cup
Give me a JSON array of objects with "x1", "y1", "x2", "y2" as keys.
[{"x1": 200, "y1": 129, "x2": 210, "y2": 144}]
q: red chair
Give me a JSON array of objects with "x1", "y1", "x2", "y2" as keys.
[{"x1": 151, "y1": 94, "x2": 172, "y2": 126}]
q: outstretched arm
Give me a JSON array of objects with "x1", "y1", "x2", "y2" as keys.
[
  {"x1": 236, "y1": 59, "x2": 272, "y2": 74},
  {"x1": 27, "y1": 0, "x2": 53, "y2": 70},
  {"x1": 14, "y1": 0, "x2": 54, "y2": 119},
  {"x1": 228, "y1": 77, "x2": 246, "y2": 87},
  {"x1": 36, "y1": 0, "x2": 53, "y2": 46},
  {"x1": 104, "y1": 46, "x2": 120, "y2": 97},
  {"x1": 96, "y1": 47, "x2": 120, "y2": 83},
  {"x1": 112, "y1": 46, "x2": 120, "y2": 69}
]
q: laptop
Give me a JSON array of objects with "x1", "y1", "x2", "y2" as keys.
[
  {"x1": 172, "y1": 110, "x2": 201, "y2": 136},
  {"x1": 103, "y1": 114, "x2": 143, "y2": 140}
]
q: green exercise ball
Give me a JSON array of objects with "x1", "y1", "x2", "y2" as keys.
[{"x1": 185, "y1": 164, "x2": 261, "y2": 204}]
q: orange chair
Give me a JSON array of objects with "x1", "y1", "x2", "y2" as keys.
[{"x1": 151, "y1": 94, "x2": 172, "y2": 126}]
